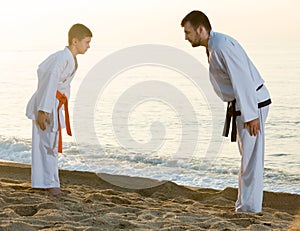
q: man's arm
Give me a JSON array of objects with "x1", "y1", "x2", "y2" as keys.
[
  {"x1": 218, "y1": 44, "x2": 260, "y2": 136},
  {"x1": 244, "y1": 118, "x2": 260, "y2": 136}
]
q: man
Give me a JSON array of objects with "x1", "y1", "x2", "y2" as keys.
[
  {"x1": 181, "y1": 11, "x2": 271, "y2": 213},
  {"x1": 26, "y1": 24, "x2": 92, "y2": 196}
]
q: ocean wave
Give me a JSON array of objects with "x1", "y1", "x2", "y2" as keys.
[
  {"x1": 0, "y1": 135, "x2": 298, "y2": 194},
  {"x1": 268, "y1": 153, "x2": 289, "y2": 157},
  {"x1": 0, "y1": 135, "x2": 31, "y2": 164}
]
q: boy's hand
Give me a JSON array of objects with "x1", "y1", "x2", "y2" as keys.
[{"x1": 36, "y1": 110, "x2": 50, "y2": 130}]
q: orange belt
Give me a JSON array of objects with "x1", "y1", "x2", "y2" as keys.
[{"x1": 56, "y1": 90, "x2": 72, "y2": 153}]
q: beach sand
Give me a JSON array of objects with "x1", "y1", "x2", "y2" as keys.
[{"x1": 0, "y1": 161, "x2": 299, "y2": 230}]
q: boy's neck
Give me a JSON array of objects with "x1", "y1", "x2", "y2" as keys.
[{"x1": 67, "y1": 45, "x2": 78, "y2": 57}]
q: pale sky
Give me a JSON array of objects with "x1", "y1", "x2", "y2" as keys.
[{"x1": 0, "y1": 0, "x2": 299, "y2": 51}]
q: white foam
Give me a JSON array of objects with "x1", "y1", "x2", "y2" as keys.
[{"x1": 0, "y1": 135, "x2": 299, "y2": 194}]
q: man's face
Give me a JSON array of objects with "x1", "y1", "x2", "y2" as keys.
[
  {"x1": 75, "y1": 36, "x2": 92, "y2": 54},
  {"x1": 183, "y1": 22, "x2": 201, "y2": 47}
]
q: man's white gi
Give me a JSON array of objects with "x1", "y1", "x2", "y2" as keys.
[
  {"x1": 26, "y1": 47, "x2": 76, "y2": 188},
  {"x1": 207, "y1": 31, "x2": 270, "y2": 212}
]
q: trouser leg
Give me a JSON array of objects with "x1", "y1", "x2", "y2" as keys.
[
  {"x1": 31, "y1": 121, "x2": 60, "y2": 188},
  {"x1": 235, "y1": 106, "x2": 269, "y2": 212}
]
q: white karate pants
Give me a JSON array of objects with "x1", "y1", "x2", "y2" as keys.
[
  {"x1": 31, "y1": 121, "x2": 60, "y2": 188},
  {"x1": 235, "y1": 106, "x2": 269, "y2": 213}
]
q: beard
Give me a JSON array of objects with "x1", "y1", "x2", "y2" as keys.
[
  {"x1": 191, "y1": 42, "x2": 201, "y2": 47},
  {"x1": 189, "y1": 37, "x2": 202, "y2": 47}
]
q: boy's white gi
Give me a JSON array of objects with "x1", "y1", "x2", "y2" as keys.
[{"x1": 26, "y1": 47, "x2": 76, "y2": 188}]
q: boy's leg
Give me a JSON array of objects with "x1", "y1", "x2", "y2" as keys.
[{"x1": 31, "y1": 121, "x2": 60, "y2": 189}]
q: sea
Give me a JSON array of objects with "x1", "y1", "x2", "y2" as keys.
[{"x1": 0, "y1": 43, "x2": 299, "y2": 194}]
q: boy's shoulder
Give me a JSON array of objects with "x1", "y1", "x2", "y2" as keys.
[
  {"x1": 49, "y1": 47, "x2": 71, "y2": 60},
  {"x1": 39, "y1": 47, "x2": 72, "y2": 68}
]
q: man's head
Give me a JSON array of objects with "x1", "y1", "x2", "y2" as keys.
[
  {"x1": 68, "y1": 23, "x2": 93, "y2": 55},
  {"x1": 181, "y1": 11, "x2": 211, "y2": 47}
]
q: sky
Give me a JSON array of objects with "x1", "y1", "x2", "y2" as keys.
[{"x1": 0, "y1": 0, "x2": 299, "y2": 51}]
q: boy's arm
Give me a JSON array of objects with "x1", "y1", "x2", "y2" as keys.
[
  {"x1": 36, "y1": 53, "x2": 65, "y2": 129},
  {"x1": 36, "y1": 110, "x2": 50, "y2": 130},
  {"x1": 36, "y1": 57, "x2": 63, "y2": 113}
]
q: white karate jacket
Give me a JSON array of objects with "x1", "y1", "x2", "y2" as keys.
[
  {"x1": 26, "y1": 47, "x2": 76, "y2": 132},
  {"x1": 208, "y1": 31, "x2": 270, "y2": 123}
]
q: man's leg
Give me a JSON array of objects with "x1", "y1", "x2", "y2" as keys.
[{"x1": 235, "y1": 106, "x2": 269, "y2": 212}]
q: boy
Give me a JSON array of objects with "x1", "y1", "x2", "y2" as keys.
[{"x1": 26, "y1": 24, "x2": 92, "y2": 196}]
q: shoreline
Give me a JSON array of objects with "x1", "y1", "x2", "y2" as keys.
[{"x1": 0, "y1": 161, "x2": 299, "y2": 230}]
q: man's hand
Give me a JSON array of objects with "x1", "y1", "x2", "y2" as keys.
[
  {"x1": 244, "y1": 118, "x2": 260, "y2": 136},
  {"x1": 36, "y1": 110, "x2": 50, "y2": 130}
]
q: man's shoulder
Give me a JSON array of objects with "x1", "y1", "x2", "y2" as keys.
[{"x1": 210, "y1": 31, "x2": 238, "y2": 52}]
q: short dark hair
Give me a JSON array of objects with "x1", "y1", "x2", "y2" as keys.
[
  {"x1": 181, "y1": 11, "x2": 212, "y2": 32},
  {"x1": 68, "y1": 23, "x2": 93, "y2": 45}
]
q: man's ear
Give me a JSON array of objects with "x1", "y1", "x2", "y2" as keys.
[{"x1": 196, "y1": 25, "x2": 202, "y2": 34}]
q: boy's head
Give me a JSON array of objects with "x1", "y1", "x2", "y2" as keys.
[
  {"x1": 68, "y1": 23, "x2": 92, "y2": 55},
  {"x1": 68, "y1": 23, "x2": 93, "y2": 46}
]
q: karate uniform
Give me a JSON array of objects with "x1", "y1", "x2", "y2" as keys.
[
  {"x1": 207, "y1": 31, "x2": 271, "y2": 213},
  {"x1": 26, "y1": 47, "x2": 76, "y2": 189}
]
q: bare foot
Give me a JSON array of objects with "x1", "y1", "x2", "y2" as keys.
[{"x1": 47, "y1": 188, "x2": 67, "y2": 197}]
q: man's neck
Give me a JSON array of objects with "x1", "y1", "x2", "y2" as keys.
[{"x1": 202, "y1": 31, "x2": 210, "y2": 48}]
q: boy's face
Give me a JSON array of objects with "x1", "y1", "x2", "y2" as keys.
[{"x1": 74, "y1": 36, "x2": 92, "y2": 55}]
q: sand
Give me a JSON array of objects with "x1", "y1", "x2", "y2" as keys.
[{"x1": 0, "y1": 161, "x2": 299, "y2": 230}]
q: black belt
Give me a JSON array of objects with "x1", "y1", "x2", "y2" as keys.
[{"x1": 223, "y1": 85, "x2": 271, "y2": 142}]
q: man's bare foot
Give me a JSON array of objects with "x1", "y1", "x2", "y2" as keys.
[{"x1": 47, "y1": 188, "x2": 67, "y2": 196}]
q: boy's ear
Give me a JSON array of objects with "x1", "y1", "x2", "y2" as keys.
[{"x1": 71, "y1": 37, "x2": 79, "y2": 45}]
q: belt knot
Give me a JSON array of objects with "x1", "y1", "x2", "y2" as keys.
[
  {"x1": 223, "y1": 99, "x2": 240, "y2": 142},
  {"x1": 222, "y1": 97, "x2": 271, "y2": 142},
  {"x1": 56, "y1": 90, "x2": 72, "y2": 153}
]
